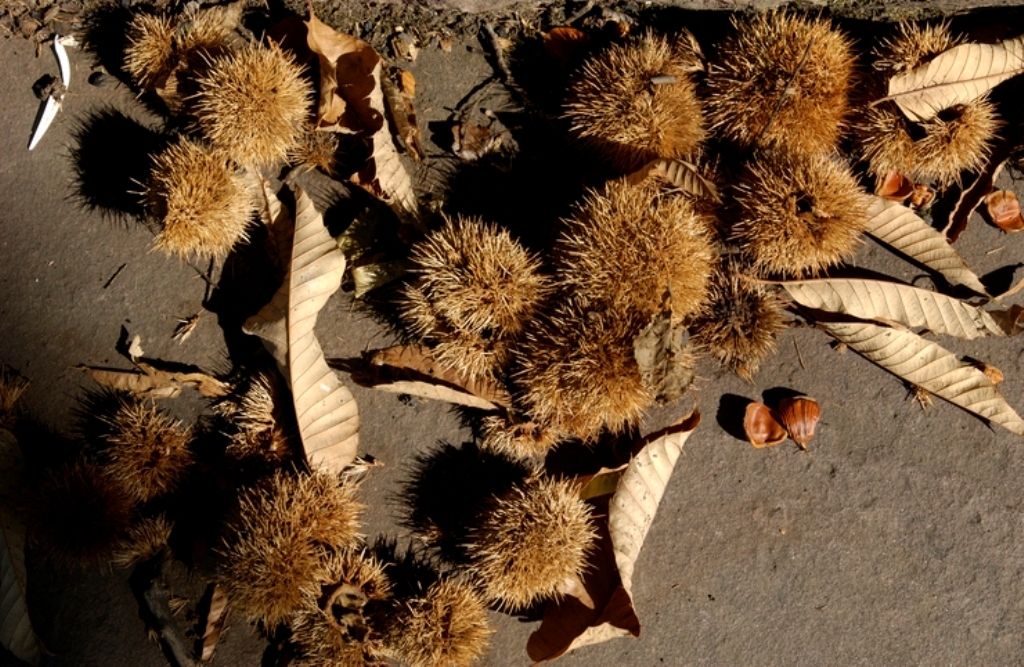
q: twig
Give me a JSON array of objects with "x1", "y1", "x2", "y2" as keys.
[
  {"x1": 566, "y1": 0, "x2": 595, "y2": 24},
  {"x1": 793, "y1": 338, "x2": 806, "y2": 370},
  {"x1": 129, "y1": 554, "x2": 197, "y2": 667},
  {"x1": 751, "y1": 37, "x2": 814, "y2": 148},
  {"x1": 103, "y1": 263, "x2": 127, "y2": 289},
  {"x1": 481, "y1": 21, "x2": 513, "y2": 84}
]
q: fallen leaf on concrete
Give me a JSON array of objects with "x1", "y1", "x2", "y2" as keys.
[
  {"x1": 198, "y1": 583, "x2": 229, "y2": 662},
  {"x1": 879, "y1": 36, "x2": 1024, "y2": 122},
  {"x1": 243, "y1": 186, "x2": 360, "y2": 472},
  {"x1": 350, "y1": 344, "x2": 511, "y2": 410},
  {"x1": 78, "y1": 361, "x2": 228, "y2": 398},
  {"x1": 381, "y1": 68, "x2": 424, "y2": 160},
  {"x1": 633, "y1": 309, "x2": 694, "y2": 404}
]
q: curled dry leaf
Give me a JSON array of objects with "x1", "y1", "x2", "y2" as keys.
[
  {"x1": 0, "y1": 428, "x2": 40, "y2": 665},
  {"x1": 779, "y1": 278, "x2": 1007, "y2": 340},
  {"x1": 880, "y1": 36, "x2": 1024, "y2": 122},
  {"x1": 529, "y1": 413, "x2": 700, "y2": 663},
  {"x1": 351, "y1": 259, "x2": 409, "y2": 298},
  {"x1": 943, "y1": 140, "x2": 1013, "y2": 242},
  {"x1": 350, "y1": 344, "x2": 512, "y2": 410},
  {"x1": 625, "y1": 159, "x2": 719, "y2": 202},
  {"x1": 381, "y1": 68, "x2": 424, "y2": 160},
  {"x1": 78, "y1": 361, "x2": 229, "y2": 398},
  {"x1": 632, "y1": 309, "x2": 694, "y2": 404},
  {"x1": 243, "y1": 185, "x2": 360, "y2": 472},
  {"x1": 777, "y1": 396, "x2": 820, "y2": 450},
  {"x1": 744, "y1": 402, "x2": 787, "y2": 448},
  {"x1": 199, "y1": 583, "x2": 229, "y2": 662},
  {"x1": 821, "y1": 320, "x2": 1024, "y2": 436},
  {"x1": 304, "y1": 8, "x2": 420, "y2": 226},
  {"x1": 864, "y1": 197, "x2": 989, "y2": 296},
  {"x1": 876, "y1": 170, "x2": 914, "y2": 202},
  {"x1": 985, "y1": 190, "x2": 1024, "y2": 232}
]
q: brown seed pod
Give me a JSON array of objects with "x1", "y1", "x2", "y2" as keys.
[
  {"x1": 705, "y1": 12, "x2": 855, "y2": 155},
  {"x1": 743, "y1": 402, "x2": 787, "y2": 448},
  {"x1": 564, "y1": 30, "x2": 706, "y2": 172},
  {"x1": 515, "y1": 303, "x2": 653, "y2": 442},
  {"x1": 986, "y1": 191, "x2": 1023, "y2": 231},
  {"x1": 464, "y1": 477, "x2": 596, "y2": 610},
  {"x1": 96, "y1": 395, "x2": 193, "y2": 503},
  {"x1": 913, "y1": 100, "x2": 1000, "y2": 188},
  {"x1": 148, "y1": 137, "x2": 255, "y2": 259},
  {"x1": 690, "y1": 258, "x2": 786, "y2": 381},
  {"x1": 777, "y1": 396, "x2": 821, "y2": 450},
  {"x1": 873, "y1": 21, "x2": 960, "y2": 75},
  {"x1": 731, "y1": 150, "x2": 867, "y2": 278},
  {"x1": 380, "y1": 577, "x2": 493, "y2": 667},
  {"x1": 217, "y1": 471, "x2": 365, "y2": 627},
  {"x1": 28, "y1": 461, "x2": 134, "y2": 567},
  {"x1": 555, "y1": 178, "x2": 717, "y2": 323},
  {"x1": 193, "y1": 44, "x2": 312, "y2": 166},
  {"x1": 290, "y1": 124, "x2": 341, "y2": 176}
]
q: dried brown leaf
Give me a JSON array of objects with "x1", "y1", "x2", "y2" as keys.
[
  {"x1": 864, "y1": 197, "x2": 988, "y2": 295},
  {"x1": 352, "y1": 344, "x2": 511, "y2": 411},
  {"x1": 880, "y1": 37, "x2": 1024, "y2": 122},
  {"x1": 243, "y1": 186, "x2": 360, "y2": 472},
  {"x1": 199, "y1": 583, "x2": 229, "y2": 662},
  {"x1": 942, "y1": 140, "x2": 1012, "y2": 241},
  {"x1": 0, "y1": 428, "x2": 40, "y2": 665},
  {"x1": 78, "y1": 361, "x2": 228, "y2": 398},
  {"x1": 632, "y1": 310, "x2": 694, "y2": 404},
  {"x1": 780, "y1": 278, "x2": 1006, "y2": 339},
  {"x1": 822, "y1": 320, "x2": 1024, "y2": 436},
  {"x1": 625, "y1": 159, "x2": 719, "y2": 201},
  {"x1": 381, "y1": 68, "x2": 424, "y2": 160}
]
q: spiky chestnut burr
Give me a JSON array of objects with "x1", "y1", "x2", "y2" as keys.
[
  {"x1": 479, "y1": 415, "x2": 561, "y2": 460},
  {"x1": 403, "y1": 216, "x2": 550, "y2": 338},
  {"x1": 28, "y1": 461, "x2": 134, "y2": 568},
  {"x1": 148, "y1": 137, "x2": 255, "y2": 259},
  {"x1": 705, "y1": 12, "x2": 855, "y2": 155},
  {"x1": 730, "y1": 150, "x2": 868, "y2": 278},
  {"x1": 290, "y1": 549, "x2": 392, "y2": 667},
  {"x1": 95, "y1": 395, "x2": 193, "y2": 503},
  {"x1": 111, "y1": 514, "x2": 174, "y2": 568},
  {"x1": 217, "y1": 471, "x2": 364, "y2": 627},
  {"x1": 515, "y1": 302, "x2": 652, "y2": 442},
  {"x1": 124, "y1": 13, "x2": 177, "y2": 89},
  {"x1": 554, "y1": 178, "x2": 717, "y2": 323},
  {"x1": 564, "y1": 30, "x2": 706, "y2": 172},
  {"x1": 193, "y1": 44, "x2": 313, "y2": 166},
  {"x1": 858, "y1": 22, "x2": 1000, "y2": 187},
  {"x1": 464, "y1": 477, "x2": 596, "y2": 611},
  {"x1": 691, "y1": 258, "x2": 787, "y2": 380},
  {"x1": 380, "y1": 577, "x2": 492, "y2": 667}
]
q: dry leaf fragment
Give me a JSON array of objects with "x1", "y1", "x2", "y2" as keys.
[
  {"x1": 880, "y1": 37, "x2": 1024, "y2": 122},
  {"x1": 877, "y1": 170, "x2": 914, "y2": 201},
  {"x1": 242, "y1": 186, "x2": 360, "y2": 472},
  {"x1": 942, "y1": 139, "x2": 1012, "y2": 241},
  {"x1": 777, "y1": 397, "x2": 820, "y2": 450},
  {"x1": 172, "y1": 314, "x2": 199, "y2": 343},
  {"x1": 452, "y1": 122, "x2": 501, "y2": 161},
  {"x1": 632, "y1": 309, "x2": 694, "y2": 404},
  {"x1": 381, "y1": 68, "x2": 423, "y2": 160},
  {"x1": 199, "y1": 583, "x2": 229, "y2": 662},
  {"x1": 779, "y1": 278, "x2": 1006, "y2": 340},
  {"x1": 78, "y1": 362, "x2": 228, "y2": 398},
  {"x1": 390, "y1": 30, "x2": 419, "y2": 61},
  {"x1": 985, "y1": 190, "x2": 1024, "y2": 232},
  {"x1": 863, "y1": 197, "x2": 988, "y2": 296},
  {"x1": 743, "y1": 402, "x2": 787, "y2": 448},
  {"x1": 350, "y1": 344, "x2": 511, "y2": 411},
  {"x1": 625, "y1": 159, "x2": 719, "y2": 201},
  {"x1": 0, "y1": 428, "x2": 41, "y2": 666},
  {"x1": 529, "y1": 414, "x2": 700, "y2": 662},
  {"x1": 822, "y1": 320, "x2": 1024, "y2": 436},
  {"x1": 351, "y1": 259, "x2": 409, "y2": 298}
]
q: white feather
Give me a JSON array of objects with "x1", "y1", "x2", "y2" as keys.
[
  {"x1": 54, "y1": 35, "x2": 70, "y2": 88},
  {"x1": 28, "y1": 96, "x2": 60, "y2": 151}
]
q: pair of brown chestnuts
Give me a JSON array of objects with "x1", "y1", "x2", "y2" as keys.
[{"x1": 743, "y1": 396, "x2": 820, "y2": 450}]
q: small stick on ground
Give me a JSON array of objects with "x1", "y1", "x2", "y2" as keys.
[
  {"x1": 793, "y1": 338, "x2": 806, "y2": 370},
  {"x1": 129, "y1": 553, "x2": 197, "y2": 667},
  {"x1": 566, "y1": 0, "x2": 595, "y2": 24},
  {"x1": 481, "y1": 21, "x2": 514, "y2": 84}
]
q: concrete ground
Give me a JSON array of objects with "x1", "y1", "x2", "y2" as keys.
[{"x1": 4, "y1": 2, "x2": 1024, "y2": 665}]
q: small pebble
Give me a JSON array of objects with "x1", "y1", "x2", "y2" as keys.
[
  {"x1": 88, "y1": 70, "x2": 110, "y2": 87},
  {"x1": 495, "y1": 25, "x2": 508, "y2": 37}
]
